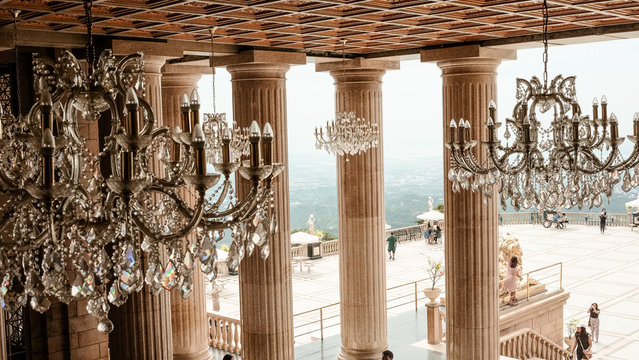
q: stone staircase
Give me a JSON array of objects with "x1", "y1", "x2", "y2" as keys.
[{"x1": 500, "y1": 328, "x2": 571, "y2": 360}]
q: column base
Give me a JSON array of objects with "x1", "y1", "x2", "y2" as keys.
[
  {"x1": 173, "y1": 347, "x2": 212, "y2": 360},
  {"x1": 338, "y1": 345, "x2": 388, "y2": 360}
]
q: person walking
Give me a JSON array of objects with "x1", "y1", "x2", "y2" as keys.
[
  {"x1": 569, "y1": 325, "x2": 592, "y2": 360},
  {"x1": 382, "y1": 350, "x2": 394, "y2": 360},
  {"x1": 599, "y1": 208, "x2": 607, "y2": 234},
  {"x1": 433, "y1": 225, "x2": 442, "y2": 245},
  {"x1": 504, "y1": 256, "x2": 522, "y2": 306},
  {"x1": 386, "y1": 232, "x2": 397, "y2": 260},
  {"x1": 588, "y1": 303, "x2": 600, "y2": 343},
  {"x1": 424, "y1": 225, "x2": 432, "y2": 245}
]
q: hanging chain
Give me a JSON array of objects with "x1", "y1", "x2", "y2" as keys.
[
  {"x1": 542, "y1": 0, "x2": 549, "y2": 91},
  {"x1": 209, "y1": 27, "x2": 217, "y2": 114},
  {"x1": 12, "y1": 9, "x2": 21, "y2": 117},
  {"x1": 341, "y1": 39, "x2": 347, "y2": 76},
  {"x1": 83, "y1": 0, "x2": 95, "y2": 68}
]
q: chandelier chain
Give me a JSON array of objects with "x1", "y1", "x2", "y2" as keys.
[
  {"x1": 11, "y1": 10, "x2": 21, "y2": 117},
  {"x1": 83, "y1": 0, "x2": 95, "y2": 67},
  {"x1": 209, "y1": 27, "x2": 216, "y2": 114},
  {"x1": 542, "y1": 0, "x2": 549, "y2": 91}
]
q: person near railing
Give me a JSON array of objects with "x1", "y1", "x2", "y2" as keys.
[
  {"x1": 424, "y1": 224, "x2": 433, "y2": 245},
  {"x1": 433, "y1": 225, "x2": 442, "y2": 245},
  {"x1": 504, "y1": 256, "x2": 522, "y2": 306},
  {"x1": 386, "y1": 232, "x2": 397, "y2": 260},
  {"x1": 600, "y1": 208, "x2": 607, "y2": 234},
  {"x1": 568, "y1": 325, "x2": 592, "y2": 360},
  {"x1": 382, "y1": 350, "x2": 394, "y2": 360}
]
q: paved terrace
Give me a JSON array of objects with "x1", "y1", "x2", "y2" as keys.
[{"x1": 207, "y1": 223, "x2": 639, "y2": 360}]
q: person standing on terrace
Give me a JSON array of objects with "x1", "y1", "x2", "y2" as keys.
[
  {"x1": 588, "y1": 303, "x2": 600, "y2": 343},
  {"x1": 599, "y1": 208, "x2": 607, "y2": 234},
  {"x1": 504, "y1": 256, "x2": 522, "y2": 306},
  {"x1": 386, "y1": 232, "x2": 397, "y2": 260}
]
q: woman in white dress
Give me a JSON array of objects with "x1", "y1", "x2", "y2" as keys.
[{"x1": 504, "y1": 256, "x2": 522, "y2": 306}]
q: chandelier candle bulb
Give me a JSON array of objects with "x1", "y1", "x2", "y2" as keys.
[
  {"x1": 249, "y1": 121, "x2": 261, "y2": 167},
  {"x1": 593, "y1": 98, "x2": 599, "y2": 121},
  {"x1": 181, "y1": 94, "x2": 191, "y2": 133},
  {"x1": 464, "y1": 119, "x2": 471, "y2": 142},
  {"x1": 487, "y1": 117, "x2": 495, "y2": 143},
  {"x1": 190, "y1": 89, "x2": 200, "y2": 127},
  {"x1": 457, "y1": 119, "x2": 465, "y2": 144},
  {"x1": 125, "y1": 88, "x2": 139, "y2": 137},
  {"x1": 41, "y1": 128, "x2": 55, "y2": 187},
  {"x1": 221, "y1": 127, "x2": 231, "y2": 163},
  {"x1": 192, "y1": 123, "x2": 206, "y2": 176},
  {"x1": 489, "y1": 100, "x2": 497, "y2": 121},
  {"x1": 449, "y1": 119, "x2": 457, "y2": 144},
  {"x1": 262, "y1": 123, "x2": 273, "y2": 166},
  {"x1": 610, "y1": 113, "x2": 618, "y2": 140},
  {"x1": 40, "y1": 89, "x2": 54, "y2": 132},
  {"x1": 601, "y1": 95, "x2": 608, "y2": 123}
]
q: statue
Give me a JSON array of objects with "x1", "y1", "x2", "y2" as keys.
[
  {"x1": 428, "y1": 196, "x2": 434, "y2": 211},
  {"x1": 308, "y1": 214, "x2": 315, "y2": 235}
]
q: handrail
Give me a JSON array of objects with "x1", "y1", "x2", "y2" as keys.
[
  {"x1": 499, "y1": 211, "x2": 631, "y2": 226},
  {"x1": 500, "y1": 328, "x2": 571, "y2": 360},
  {"x1": 207, "y1": 312, "x2": 241, "y2": 354}
]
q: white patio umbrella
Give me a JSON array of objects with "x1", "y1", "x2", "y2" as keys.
[
  {"x1": 416, "y1": 196, "x2": 444, "y2": 221},
  {"x1": 385, "y1": 223, "x2": 391, "y2": 230},
  {"x1": 291, "y1": 232, "x2": 321, "y2": 245},
  {"x1": 626, "y1": 194, "x2": 639, "y2": 208}
]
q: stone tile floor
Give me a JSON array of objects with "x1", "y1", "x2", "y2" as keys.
[{"x1": 208, "y1": 224, "x2": 639, "y2": 359}]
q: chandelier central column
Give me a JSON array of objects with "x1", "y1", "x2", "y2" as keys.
[
  {"x1": 222, "y1": 50, "x2": 305, "y2": 360},
  {"x1": 316, "y1": 58, "x2": 398, "y2": 360},
  {"x1": 422, "y1": 45, "x2": 516, "y2": 360}
]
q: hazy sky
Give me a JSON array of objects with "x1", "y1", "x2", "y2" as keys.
[{"x1": 195, "y1": 37, "x2": 639, "y2": 162}]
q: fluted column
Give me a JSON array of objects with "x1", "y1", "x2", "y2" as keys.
[
  {"x1": 317, "y1": 58, "x2": 398, "y2": 360},
  {"x1": 109, "y1": 56, "x2": 174, "y2": 360},
  {"x1": 161, "y1": 66, "x2": 212, "y2": 360},
  {"x1": 422, "y1": 46, "x2": 516, "y2": 360},
  {"x1": 225, "y1": 54, "x2": 301, "y2": 360}
]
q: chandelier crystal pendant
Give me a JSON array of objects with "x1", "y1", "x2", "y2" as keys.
[
  {"x1": 446, "y1": 0, "x2": 639, "y2": 211},
  {"x1": 0, "y1": 2, "x2": 282, "y2": 333},
  {"x1": 314, "y1": 40, "x2": 379, "y2": 157}
]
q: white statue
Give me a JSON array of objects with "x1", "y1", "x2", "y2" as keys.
[
  {"x1": 308, "y1": 214, "x2": 315, "y2": 234},
  {"x1": 428, "y1": 196, "x2": 434, "y2": 211}
]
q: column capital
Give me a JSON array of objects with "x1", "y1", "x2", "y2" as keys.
[
  {"x1": 421, "y1": 45, "x2": 516, "y2": 63},
  {"x1": 216, "y1": 50, "x2": 305, "y2": 67},
  {"x1": 226, "y1": 62, "x2": 292, "y2": 81},
  {"x1": 144, "y1": 55, "x2": 167, "y2": 74}
]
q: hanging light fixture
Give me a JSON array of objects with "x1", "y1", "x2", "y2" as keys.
[
  {"x1": 0, "y1": 1, "x2": 282, "y2": 333},
  {"x1": 447, "y1": 0, "x2": 639, "y2": 211},
  {"x1": 314, "y1": 40, "x2": 379, "y2": 157}
]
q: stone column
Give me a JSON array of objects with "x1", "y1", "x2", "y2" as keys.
[
  {"x1": 161, "y1": 65, "x2": 212, "y2": 360},
  {"x1": 316, "y1": 58, "x2": 399, "y2": 360},
  {"x1": 109, "y1": 56, "x2": 174, "y2": 360},
  {"x1": 421, "y1": 45, "x2": 516, "y2": 360},
  {"x1": 221, "y1": 50, "x2": 305, "y2": 360}
]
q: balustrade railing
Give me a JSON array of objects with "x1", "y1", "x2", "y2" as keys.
[
  {"x1": 500, "y1": 328, "x2": 571, "y2": 360},
  {"x1": 498, "y1": 211, "x2": 630, "y2": 226},
  {"x1": 291, "y1": 245, "x2": 305, "y2": 258},
  {"x1": 208, "y1": 312, "x2": 241, "y2": 354},
  {"x1": 320, "y1": 239, "x2": 339, "y2": 256}
]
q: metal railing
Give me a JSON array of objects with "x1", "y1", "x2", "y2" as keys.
[{"x1": 500, "y1": 328, "x2": 571, "y2": 360}]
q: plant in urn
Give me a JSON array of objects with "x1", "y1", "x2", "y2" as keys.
[{"x1": 423, "y1": 257, "x2": 444, "y2": 304}]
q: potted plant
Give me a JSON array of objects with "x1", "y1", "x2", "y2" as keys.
[
  {"x1": 628, "y1": 205, "x2": 634, "y2": 214},
  {"x1": 423, "y1": 257, "x2": 444, "y2": 304},
  {"x1": 564, "y1": 318, "x2": 580, "y2": 346}
]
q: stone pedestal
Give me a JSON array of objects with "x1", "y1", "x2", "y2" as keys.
[
  {"x1": 224, "y1": 51, "x2": 304, "y2": 360},
  {"x1": 161, "y1": 67, "x2": 212, "y2": 360},
  {"x1": 422, "y1": 45, "x2": 516, "y2": 360},
  {"x1": 427, "y1": 303, "x2": 442, "y2": 345},
  {"x1": 316, "y1": 58, "x2": 399, "y2": 360},
  {"x1": 109, "y1": 56, "x2": 174, "y2": 360}
]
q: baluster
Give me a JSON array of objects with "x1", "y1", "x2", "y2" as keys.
[
  {"x1": 234, "y1": 322, "x2": 240, "y2": 353},
  {"x1": 216, "y1": 318, "x2": 223, "y2": 349}
]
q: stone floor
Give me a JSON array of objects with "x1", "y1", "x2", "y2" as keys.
[{"x1": 208, "y1": 223, "x2": 639, "y2": 360}]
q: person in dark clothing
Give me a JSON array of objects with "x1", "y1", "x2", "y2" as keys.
[
  {"x1": 382, "y1": 349, "x2": 394, "y2": 360},
  {"x1": 599, "y1": 208, "x2": 607, "y2": 234},
  {"x1": 588, "y1": 303, "x2": 600, "y2": 343},
  {"x1": 222, "y1": 355, "x2": 234, "y2": 360},
  {"x1": 569, "y1": 325, "x2": 592, "y2": 360},
  {"x1": 433, "y1": 225, "x2": 442, "y2": 244}
]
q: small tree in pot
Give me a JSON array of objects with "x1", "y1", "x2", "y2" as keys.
[
  {"x1": 564, "y1": 318, "x2": 580, "y2": 346},
  {"x1": 423, "y1": 257, "x2": 444, "y2": 303}
]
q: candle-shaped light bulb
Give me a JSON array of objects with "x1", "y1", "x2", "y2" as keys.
[
  {"x1": 610, "y1": 112, "x2": 618, "y2": 123},
  {"x1": 125, "y1": 87, "x2": 139, "y2": 136},
  {"x1": 633, "y1": 113, "x2": 639, "y2": 137},
  {"x1": 249, "y1": 120, "x2": 261, "y2": 167},
  {"x1": 487, "y1": 117, "x2": 494, "y2": 127},
  {"x1": 192, "y1": 123, "x2": 206, "y2": 176},
  {"x1": 464, "y1": 120, "x2": 471, "y2": 128},
  {"x1": 181, "y1": 94, "x2": 190, "y2": 108},
  {"x1": 488, "y1": 100, "x2": 497, "y2": 110},
  {"x1": 488, "y1": 99, "x2": 496, "y2": 122},
  {"x1": 180, "y1": 94, "x2": 191, "y2": 133},
  {"x1": 190, "y1": 89, "x2": 201, "y2": 126},
  {"x1": 600, "y1": 95, "x2": 607, "y2": 105},
  {"x1": 221, "y1": 126, "x2": 232, "y2": 163},
  {"x1": 523, "y1": 115, "x2": 529, "y2": 125},
  {"x1": 41, "y1": 128, "x2": 55, "y2": 187},
  {"x1": 262, "y1": 122, "x2": 273, "y2": 166},
  {"x1": 457, "y1": 118, "x2": 465, "y2": 144},
  {"x1": 634, "y1": 112, "x2": 639, "y2": 122},
  {"x1": 487, "y1": 117, "x2": 495, "y2": 142},
  {"x1": 592, "y1": 98, "x2": 599, "y2": 106},
  {"x1": 592, "y1": 97, "x2": 599, "y2": 121},
  {"x1": 449, "y1": 119, "x2": 457, "y2": 128},
  {"x1": 610, "y1": 112, "x2": 618, "y2": 140}
]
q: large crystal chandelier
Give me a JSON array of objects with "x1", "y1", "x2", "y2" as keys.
[
  {"x1": 0, "y1": 2, "x2": 281, "y2": 333},
  {"x1": 314, "y1": 40, "x2": 379, "y2": 157},
  {"x1": 447, "y1": 0, "x2": 639, "y2": 211}
]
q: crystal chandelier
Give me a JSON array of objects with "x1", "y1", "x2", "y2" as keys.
[
  {"x1": 0, "y1": 2, "x2": 281, "y2": 333},
  {"x1": 447, "y1": 0, "x2": 639, "y2": 211},
  {"x1": 314, "y1": 40, "x2": 379, "y2": 157}
]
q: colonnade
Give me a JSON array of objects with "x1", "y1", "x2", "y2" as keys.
[{"x1": 101, "y1": 45, "x2": 515, "y2": 360}]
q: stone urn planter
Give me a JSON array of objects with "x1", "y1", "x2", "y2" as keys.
[{"x1": 423, "y1": 288, "x2": 442, "y2": 304}]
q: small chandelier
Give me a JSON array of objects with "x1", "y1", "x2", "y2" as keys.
[
  {"x1": 314, "y1": 40, "x2": 379, "y2": 157},
  {"x1": 447, "y1": 0, "x2": 639, "y2": 211},
  {"x1": 0, "y1": 1, "x2": 281, "y2": 333},
  {"x1": 314, "y1": 112, "x2": 379, "y2": 156}
]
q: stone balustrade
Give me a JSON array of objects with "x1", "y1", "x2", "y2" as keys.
[
  {"x1": 500, "y1": 327, "x2": 571, "y2": 360},
  {"x1": 208, "y1": 312, "x2": 241, "y2": 355}
]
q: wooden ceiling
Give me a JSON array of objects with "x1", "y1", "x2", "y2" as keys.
[{"x1": 1, "y1": 0, "x2": 639, "y2": 57}]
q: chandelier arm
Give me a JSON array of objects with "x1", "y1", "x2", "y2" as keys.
[
  {"x1": 205, "y1": 179, "x2": 231, "y2": 211},
  {"x1": 203, "y1": 187, "x2": 259, "y2": 219},
  {"x1": 458, "y1": 149, "x2": 491, "y2": 175},
  {"x1": 131, "y1": 198, "x2": 204, "y2": 243},
  {"x1": 488, "y1": 147, "x2": 528, "y2": 176},
  {"x1": 147, "y1": 184, "x2": 195, "y2": 219},
  {"x1": 575, "y1": 147, "x2": 619, "y2": 175},
  {"x1": 0, "y1": 169, "x2": 19, "y2": 189},
  {"x1": 611, "y1": 145, "x2": 639, "y2": 171},
  {"x1": 114, "y1": 52, "x2": 144, "y2": 95},
  {"x1": 0, "y1": 193, "x2": 30, "y2": 235}
]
